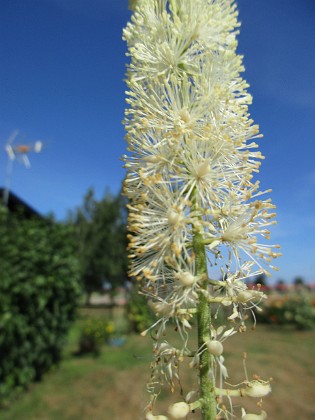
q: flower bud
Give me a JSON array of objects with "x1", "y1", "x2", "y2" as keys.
[
  {"x1": 168, "y1": 402, "x2": 190, "y2": 419},
  {"x1": 167, "y1": 209, "x2": 183, "y2": 227},
  {"x1": 146, "y1": 413, "x2": 169, "y2": 420},
  {"x1": 179, "y1": 107, "x2": 191, "y2": 123},
  {"x1": 143, "y1": 155, "x2": 161, "y2": 164},
  {"x1": 237, "y1": 290, "x2": 265, "y2": 303},
  {"x1": 177, "y1": 271, "x2": 197, "y2": 287},
  {"x1": 236, "y1": 291, "x2": 255, "y2": 303},
  {"x1": 195, "y1": 161, "x2": 212, "y2": 178},
  {"x1": 148, "y1": 300, "x2": 174, "y2": 317},
  {"x1": 206, "y1": 340, "x2": 223, "y2": 356},
  {"x1": 243, "y1": 381, "x2": 271, "y2": 398},
  {"x1": 242, "y1": 410, "x2": 267, "y2": 419}
]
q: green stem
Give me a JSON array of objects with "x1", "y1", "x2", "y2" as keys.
[{"x1": 193, "y1": 230, "x2": 217, "y2": 419}]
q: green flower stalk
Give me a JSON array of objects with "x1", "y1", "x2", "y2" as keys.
[{"x1": 123, "y1": 1, "x2": 281, "y2": 419}]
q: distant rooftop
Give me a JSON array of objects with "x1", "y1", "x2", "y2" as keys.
[{"x1": 0, "y1": 188, "x2": 41, "y2": 219}]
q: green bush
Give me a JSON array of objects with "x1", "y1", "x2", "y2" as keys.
[
  {"x1": 77, "y1": 317, "x2": 114, "y2": 356},
  {"x1": 0, "y1": 207, "x2": 81, "y2": 404},
  {"x1": 257, "y1": 292, "x2": 315, "y2": 330},
  {"x1": 126, "y1": 286, "x2": 154, "y2": 333}
]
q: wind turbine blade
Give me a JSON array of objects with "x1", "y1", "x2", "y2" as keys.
[
  {"x1": 34, "y1": 141, "x2": 42, "y2": 152},
  {"x1": 6, "y1": 129, "x2": 19, "y2": 145},
  {"x1": 5, "y1": 144, "x2": 15, "y2": 160},
  {"x1": 22, "y1": 154, "x2": 31, "y2": 168}
]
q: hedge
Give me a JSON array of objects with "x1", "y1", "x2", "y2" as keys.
[
  {"x1": 0, "y1": 207, "x2": 81, "y2": 404},
  {"x1": 257, "y1": 292, "x2": 315, "y2": 330}
]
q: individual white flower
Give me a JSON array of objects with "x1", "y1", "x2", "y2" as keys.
[
  {"x1": 169, "y1": 138, "x2": 245, "y2": 206},
  {"x1": 243, "y1": 380, "x2": 272, "y2": 398},
  {"x1": 148, "y1": 341, "x2": 183, "y2": 391},
  {"x1": 218, "y1": 200, "x2": 281, "y2": 273},
  {"x1": 125, "y1": 75, "x2": 211, "y2": 138},
  {"x1": 191, "y1": 325, "x2": 236, "y2": 379},
  {"x1": 127, "y1": 184, "x2": 191, "y2": 283},
  {"x1": 211, "y1": 268, "x2": 267, "y2": 324},
  {"x1": 123, "y1": 127, "x2": 179, "y2": 184}
]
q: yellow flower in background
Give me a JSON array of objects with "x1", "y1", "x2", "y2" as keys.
[{"x1": 105, "y1": 322, "x2": 115, "y2": 334}]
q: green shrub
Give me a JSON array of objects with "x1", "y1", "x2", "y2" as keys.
[
  {"x1": 0, "y1": 207, "x2": 81, "y2": 405},
  {"x1": 126, "y1": 286, "x2": 154, "y2": 333},
  {"x1": 77, "y1": 318, "x2": 114, "y2": 356},
  {"x1": 257, "y1": 292, "x2": 315, "y2": 330}
]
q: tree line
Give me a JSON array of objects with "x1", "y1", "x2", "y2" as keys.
[{"x1": 67, "y1": 188, "x2": 128, "y2": 303}]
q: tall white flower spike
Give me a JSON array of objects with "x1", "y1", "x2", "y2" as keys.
[{"x1": 123, "y1": 1, "x2": 280, "y2": 418}]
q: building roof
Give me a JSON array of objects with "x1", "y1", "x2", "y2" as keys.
[{"x1": 0, "y1": 188, "x2": 41, "y2": 219}]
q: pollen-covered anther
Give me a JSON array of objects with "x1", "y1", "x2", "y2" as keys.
[
  {"x1": 171, "y1": 243, "x2": 183, "y2": 257},
  {"x1": 142, "y1": 268, "x2": 158, "y2": 282}
]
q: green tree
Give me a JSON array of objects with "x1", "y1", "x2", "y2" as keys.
[
  {"x1": 69, "y1": 188, "x2": 127, "y2": 303},
  {"x1": 253, "y1": 273, "x2": 268, "y2": 288},
  {"x1": 0, "y1": 206, "x2": 81, "y2": 403},
  {"x1": 294, "y1": 276, "x2": 305, "y2": 286},
  {"x1": 293, "y1": 276, "x2": 309, "y2": 292}
]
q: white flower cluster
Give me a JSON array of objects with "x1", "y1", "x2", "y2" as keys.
[{"x1": 123, "y1": 0, "x2": 279, "y2": 418}]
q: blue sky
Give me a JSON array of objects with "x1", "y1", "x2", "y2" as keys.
[{"x1": 1, "y1": 0, "x2": 314, "y2": 284}]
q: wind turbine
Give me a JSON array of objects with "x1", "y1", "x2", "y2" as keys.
[{"x1": 3, "y1": 130, "x2": 43, "y2": 205}]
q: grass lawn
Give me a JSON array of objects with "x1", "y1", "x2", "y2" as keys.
[{"x1": 1, "y1": 311, "x2": 315, "y2": 420}]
